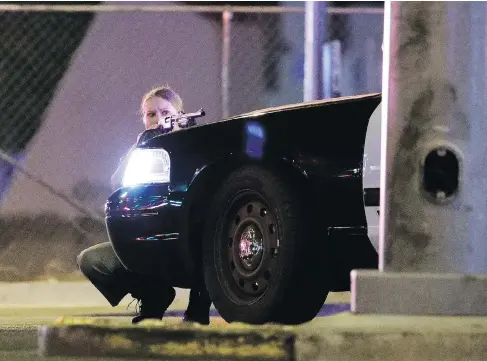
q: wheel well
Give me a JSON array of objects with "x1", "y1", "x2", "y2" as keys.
[
  {"x1": 185, "y1": 156, "x2": 309, "y2": 267},
  {"x1": 185, "y1": 156, "x2": 378, "y2": 293}
]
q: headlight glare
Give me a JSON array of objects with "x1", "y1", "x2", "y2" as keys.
[{"x1": 122, "y1": 148, "x2": 170, "y2": 186}]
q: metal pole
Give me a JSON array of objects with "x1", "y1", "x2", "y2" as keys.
[
  {"x1": 0, "y1": 4, "x2": 382, "y2": 14},
  {"x1": 304, "y1": 1, "x2": 327, "y2": 101},
  {"x1": 352, "y1": 1, "x2": 487, "y2": 316},
  {"x1": 221, "y1": 9, "x2": 232, "y2": 119}
]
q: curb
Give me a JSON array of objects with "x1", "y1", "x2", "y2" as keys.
[
  {"x1": 38, "y1": 318, "x2": 295, "y2": 360},
  {"x1": 0, "y1": 327, "x2": 38, "y2": 351},
  {"x1": 296, "y1": 329, "x2": 487, "y2": 361}
]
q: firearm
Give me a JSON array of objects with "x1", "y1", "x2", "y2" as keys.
[
  {"x1": 137, "y1": 108, "x2": 206, "y2": 145},
  {"x1": 158, "y1": 108, "x2": 206, "y2": 130}
]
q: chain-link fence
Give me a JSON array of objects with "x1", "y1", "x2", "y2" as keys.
[{"x1": 0, "y1": 2, "x2": 383, "y2": 281}]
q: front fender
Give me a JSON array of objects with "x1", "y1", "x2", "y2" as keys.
[{"x1": 105, "y1": 184, "x2": 194, "y2": 286}]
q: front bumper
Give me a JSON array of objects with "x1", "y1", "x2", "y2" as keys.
[{"x1": 105, "y1": 185, "x2": 193, "y2": 287}]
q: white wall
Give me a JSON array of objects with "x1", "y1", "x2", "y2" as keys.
[
  {"x1": 269, "y1": 1, "x2": 306, "y2": 106},
  {"x1": 228, "y1": 18, "x2": 269, "y2": 116},
  {"x1": 340, "y1": 12, "x2": 383, "y2": 96}
]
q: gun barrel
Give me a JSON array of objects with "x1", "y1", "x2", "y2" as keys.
[
  {"x1": 157, "y1": 108, "x2": 206, "y2": 129},
  {"x1": 184, "y1": 108, "x2": 205, "y2": 119}
]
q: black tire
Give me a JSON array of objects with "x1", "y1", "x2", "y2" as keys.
[{"x1": 202, "y1": 165, "x2": 330, "y2": 325}]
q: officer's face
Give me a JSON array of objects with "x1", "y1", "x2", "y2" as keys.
[{"x1": 142, "y1": 96, "x2": 178, "y2": 130}]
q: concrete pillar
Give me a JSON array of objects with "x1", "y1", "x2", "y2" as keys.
[{"x1": 352, "y1": 1, "x2": 487, "y2": 315}]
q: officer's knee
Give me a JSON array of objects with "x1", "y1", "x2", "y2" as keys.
[{"x1": 77, "y1": 246, "x2": 99, "y2": 277}]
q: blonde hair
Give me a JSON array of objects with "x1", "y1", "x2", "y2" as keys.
[{"x1": 140, "y1": 85, "x2": 184, "y2": 114}]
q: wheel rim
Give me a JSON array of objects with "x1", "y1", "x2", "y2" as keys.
[
  {"x1": 219, "y1": 192, "x2": 280, "y2": 304},
  {"x1": 237, "y1": 223, "x2": 264, "y2": 269}
]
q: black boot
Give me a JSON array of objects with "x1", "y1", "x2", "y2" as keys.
[
  {"x1": 182, "y1": 288, "x2": 211, "y2": 325},
  {"x1": 131, "y1": 287, "x2": 176, "y2": 324}
]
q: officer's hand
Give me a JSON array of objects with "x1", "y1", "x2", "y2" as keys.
[{"x1": 176, "y1": 116, "x2": 189, "y2": 129}]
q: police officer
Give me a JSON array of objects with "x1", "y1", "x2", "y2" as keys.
[{"x1": 77, "y1": 86, "x2": 211, "y2": 324}]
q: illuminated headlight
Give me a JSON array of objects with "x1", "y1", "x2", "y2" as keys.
[{"x1": 122, "y1": 148, "x2": 171, "y2": 187}]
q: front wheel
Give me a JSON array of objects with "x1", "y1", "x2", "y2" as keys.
[{"x1": 202, "y1": 165, "x2": 330, "y2": 325}]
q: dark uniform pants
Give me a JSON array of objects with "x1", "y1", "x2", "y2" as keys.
[{"x1": 77, "y1": 242, "x2": 211, "y2": 310}]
